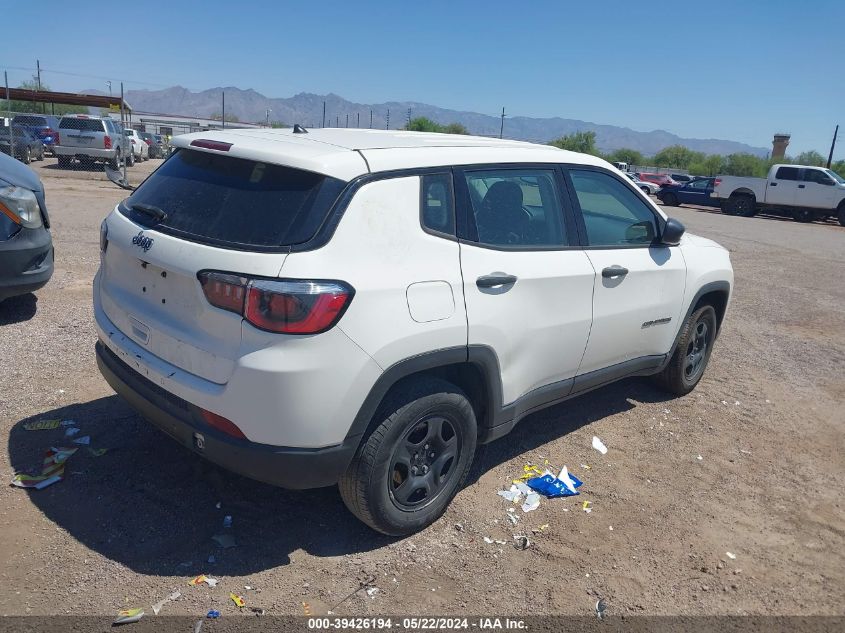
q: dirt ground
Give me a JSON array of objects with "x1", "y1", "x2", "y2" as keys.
[{"x1": 1, "y1": 158, "x2": 843, "y2": 620}]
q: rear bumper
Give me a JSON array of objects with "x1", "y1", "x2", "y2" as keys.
[
  {"x1": 54, "y1": 146, "x2": 116, "y2": 159},
  {"x1": 96, "y1": 341, "x2": 358, "y2": 489},
  {"x1": 0, "y1": 227, "x2": 53, "y2": 302}
]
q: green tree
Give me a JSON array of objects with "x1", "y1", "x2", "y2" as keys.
[
  {"x1": 1, "y1": 78, "x2": 80, "y2": 115},
  {"x1": 607, "y1": 148, "x2": 644, "y2": 166},
  {"x1": 831, "y1": 160, "x2": 845, "y2": 179},
  {"x1": 406, "y1": 117, "x2": 442, "y2": 132},
  {"x1": 793, "y1": 150, "x2": 826, "y2": 166},
  {"x1": 441, "y1": 122, "x2": 469, "y2": 135},
  {"x1": 549, "y1": 131, "x2": 598, "y2": 155},
  {"x1": 722, "y1": 153, "x2": 768, "y2": 177},
  {"x1": 688, "y1": 154, "x2": 725, "y2": 177},
  {"x1": 653, "y1": 145, "x2": 705, "y2": 169}
]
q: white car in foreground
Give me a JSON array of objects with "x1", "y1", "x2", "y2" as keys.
[
  {"x1": 123, "y1": 128, "x2": 149, "y2": 161},
  {"x1": 94, "y1": 128, "x2": 733, "y2": 535}
]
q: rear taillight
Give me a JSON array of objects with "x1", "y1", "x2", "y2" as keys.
[
  {"x1": 144, "y1": 139, "x2": 152, "y2": 145},
  {"x1": 55, "y1": 132, "x2": 60, "y2": 145},
  {"x1": 190, "y1": 139, "x2": 232, "y2": 152},
  {"x1": 104, "y1": 135, "x2": 112, "y2": 149},
  {"x1": 714, "y1": 178, "x2": 722, "y2": 186},
  {"x1": 198, "y1": 272, "x2": 353, "y2": 334}
]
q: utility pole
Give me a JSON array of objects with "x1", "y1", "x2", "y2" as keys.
[
  {"x1": 36, "y1": 59, "x2": 44, "y2": 113},
  {"x1": 407, "y1": 107, "x2": 412, "y2": 128},
  {"x1": 827, "y1": 125, "x2": 839, "y2": 168},
  {"x1": 369, "y1": 110, "x2": 373, "y2": 129},
  {"x1": 357, "y1": 112, "x2": 360, "y2": 128},
  {"x1": 5, "y1": 71, "x2": 12, "y2": 153},
  {"x1": 265, "y1": 108, "x2": 272, "y2": 127},
  {"x1": 106, "y1": 81, "x2": 112, "y2": 97},
  {"x1": 346, "y1": 113, "x2": 349, "y2": 128},
  {"x1": 500, "y1": 107, "x2": 505, "y2": 139},
  {"x1": 386, "y1": 109, "x2": 390, "y2": 130},
  {"x1": 120, "y1": 82, "x2": 127, "y2": 182},
  {"x1": 221, "y1": 91, "x2": 225, "y2": 129}
]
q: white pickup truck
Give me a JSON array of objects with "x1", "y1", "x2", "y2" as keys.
[{"x1": 711, "y1": 164, "x2": 845, "y2": 225}]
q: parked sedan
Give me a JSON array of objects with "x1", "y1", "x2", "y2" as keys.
[
  {"x1": 124, "y1": 129, "x2": 149, "y2": 161},
  {"x1": 657, "y1": 177, "x2": 722, "y2": 208},
  {"x1": 625, "y1": 172, "x2": 660, "y2": 195},
  {"x1": 0, "y1": 151, "x2": 53, "y2": 302},
  {"x1": 0, "y1": 126, "x2": 45, "y2": 164},
  {"x1": 637, "y1": 172, "x2": 679, "y2": 188},
  {"x1": 139, "y1": 132, "x2": 164, "y2": 158},
  {"x1": 11, "y1": 114, "x2": 61, "y2": 155}
]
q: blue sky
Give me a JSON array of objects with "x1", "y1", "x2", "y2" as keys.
[{"x1": 3, "y1": 0, "x2": 843, "y2": 157}]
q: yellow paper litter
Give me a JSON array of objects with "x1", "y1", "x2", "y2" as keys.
[
  {"x1": 230, "y1": 593, "x2": 245, "y2": 608},
  {"x1": 188, "y1": 575, "x2": 208, "y2": 586},
  {"x1": 582, "y1": 501, "x2": 592, "y2": 513},
  {"x1": 538, "y1": 524, "x2": 550, "y2": 532},
  {"x1": 302, "y1": 602, "x2": 312, "y2": 616}
]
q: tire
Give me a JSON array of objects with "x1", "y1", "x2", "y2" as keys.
[
  {"x1": 108, "y1": 151, "x2": 121, "y2": 170},
  {"x1": 22, "y1": 147, "x2": 32, "y2": 164},
  {"x1": 339, "y1": 377, "x2": 478, "y2": 536},
  {"x1": 652, "y1": 305, "x2": 718, "y2": 396},
  {"x1": 36, "y1": 147, "x2": 44, "y2": 161},
  {"x1": 662, "y1": 192, "x2": 679, "y2": 207},
  {"x1": 641, "y1": 186, "x2": 651, "y2": 196},
  {"x1": 57, "y1": 156, "x2": 71, "y2": 169},
  {"x1": 732, "y1": 195, "x2": 756, "y2": 217},
  {"x1": 127, "y1": 151, "x2": 135, "y2": 167},
  {"x1": 793, "y1": 208, "x2": 813, "y2": 223},
  {"x1": 837, "y1": 203, "x2": 845, "y2": 227}
]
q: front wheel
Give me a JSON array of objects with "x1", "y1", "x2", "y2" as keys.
[
  {"x1": 652, "y1": 305, "x2": 718, "y2": 396},
  {"x1": 22, "y1": 147, "x2": 32, "y2": 164},
  {"x1": 837, "y1": 203, "x2": 845, "y2": 227},
  {"x1": 339, "y1": 377, "x2": 477, "y2": 536}
]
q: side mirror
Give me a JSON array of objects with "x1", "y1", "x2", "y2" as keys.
[{"x1": 661, "y1": 217, "x2": 685, "y2": 246}]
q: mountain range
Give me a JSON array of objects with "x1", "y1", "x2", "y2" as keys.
[{"x1": 95, "y1": 86, "x2": 767, "y2": 157}]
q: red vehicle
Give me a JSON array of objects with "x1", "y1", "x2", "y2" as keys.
[{"x1": 636, "y1": 172, "x2": 678, "y2": 188}]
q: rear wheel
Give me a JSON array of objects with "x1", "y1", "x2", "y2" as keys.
[
  {"x1": 662, "y1": 192, "x2": 679, "y2": 207},
  {"x1": 652, "y1": 305, "x2": 717, "y2": 396},
  {"x1": 36, "y1": 146, "x2": 45, "y2": 161},
  {"x1": 108, "y1": 151, "x2": 120, "y2": 170},
  {"x1": 837, "y1": 202, "x2": 845, "y2": 227},
  {"x1": 732, "y1": 195, "x2": 756, "y2": 217},
  {"x1": 793, "y1": 208, "x2": 813, "y2": 223},
  {"x1": 127, "y1": 151, "x2": 135, "y2": 167},
  {"x1": 339, "y1": 377, "x2": 477, "y2": 536}
]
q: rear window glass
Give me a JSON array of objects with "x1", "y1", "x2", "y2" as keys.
[
  {"x1": 12, "y1": 115, "x2": 46, "y2": 126},
  {"x1": 59, "y1": 118, "x2": 105, "y2": 132},
  {"x1": 122, "y1": 149, "x2": 346, "y2": 250}
]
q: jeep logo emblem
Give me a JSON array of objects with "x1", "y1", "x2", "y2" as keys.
[{"x1": 132, "y1": 231, "x2": 154, "y2": 252}]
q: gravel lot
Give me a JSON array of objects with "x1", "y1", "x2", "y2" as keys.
[{"x1": 1, "y1": 159, "x2": 843, "y2": 619}]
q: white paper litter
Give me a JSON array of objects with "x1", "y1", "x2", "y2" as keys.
[
  {"x1": 521, "y1": 492, "x2": 540, "y2": 513},
  {"x1": 592, "y1": 436, "x2": 608, "y2": 455},
  {"x1": 557, "y1": 466, "x2": 578, "y2": 494}
]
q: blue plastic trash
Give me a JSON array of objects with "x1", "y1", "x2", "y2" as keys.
[{"x1": 527, "y1": 471, "x2": 583, "y2": 498}]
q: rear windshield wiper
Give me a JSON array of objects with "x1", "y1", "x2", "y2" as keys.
[{"x1": 130, "y1": 203, "x2": 168, "y2": 224}]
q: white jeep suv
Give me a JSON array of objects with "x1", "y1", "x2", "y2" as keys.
[{"x1": 94, "y1": 129, "x2": 732, "y2": 535}]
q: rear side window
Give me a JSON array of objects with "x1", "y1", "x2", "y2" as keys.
[
  {"x1": 775, "y1": 166, "x2": 799, "y2": 181},
  {"x1": 59, "y1": 118, "x2": 105, "y2": 132},
  {"x1": 421, "y1": 173, "x2": 455, "y2": 235},
  {"x1": 123, "y1": 149, "x2": 346, "y2": 250},
  {"x1": 462, "y1": 168, "x2": 569, "y2": 248},
  {"x1": 802, "y1": 169, "x2": 833, "y2": 185}
]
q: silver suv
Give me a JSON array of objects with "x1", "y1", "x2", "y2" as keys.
[{"x1": 55, "y1": 115, "x2": 134, "y2": 169}]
